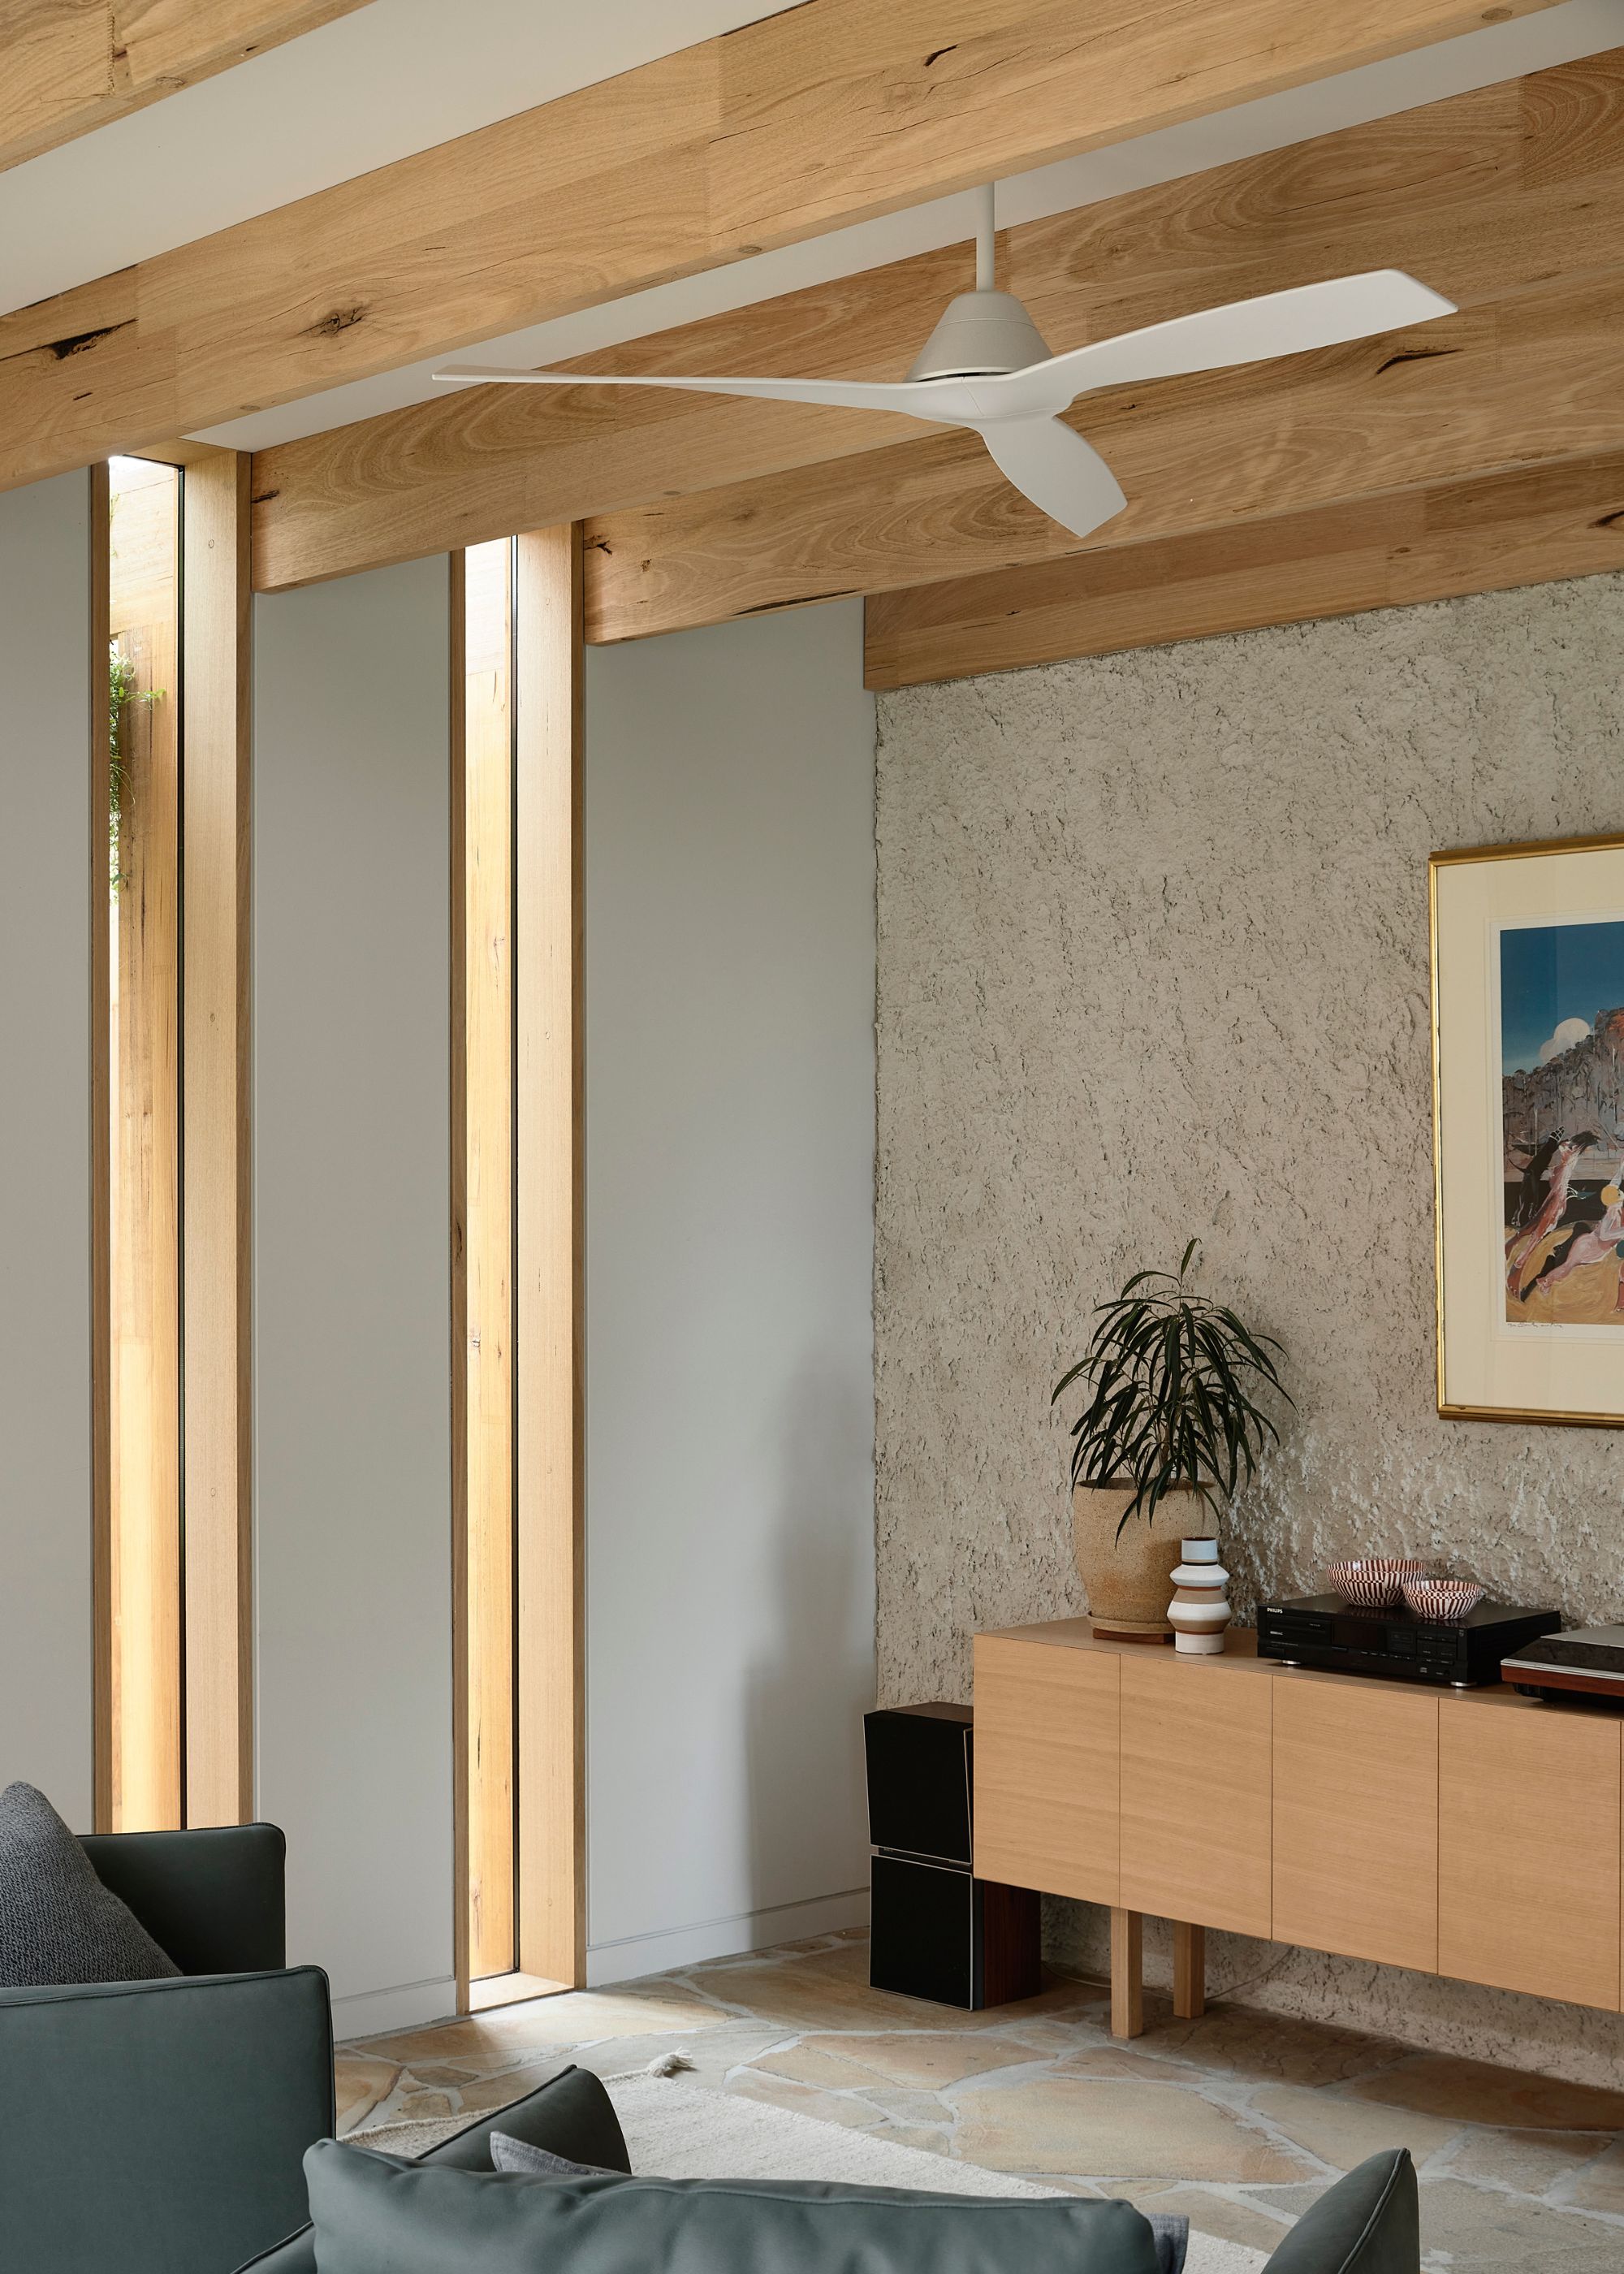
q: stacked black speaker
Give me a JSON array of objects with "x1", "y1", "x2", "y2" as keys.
[{"x1": 863, "y1": 1702, "x2": 1040, "y2": 2010}]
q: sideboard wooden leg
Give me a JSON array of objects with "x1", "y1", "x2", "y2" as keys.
[
  {"x1": 1110, "y1": 1907, "x2": 1143, "y2": 2038},
  {"x1": 1173, "y1": 1921, "x2": 1206, "y2": 2020}
]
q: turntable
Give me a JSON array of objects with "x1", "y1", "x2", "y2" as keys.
[{"x1": 1501, "y1": 1626, "x2": 1624, "y2": 1706}]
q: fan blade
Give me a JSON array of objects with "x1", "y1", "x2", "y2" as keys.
[
  {"x1": 973, "y1": 271, "x2": 1456, "y2": 419},
  {"x1": 974, "y1": 418, "x2": 1126, "y2": 540},
  {"x1": 433, "y1": 362, "x2": 972, "y2": 422}
]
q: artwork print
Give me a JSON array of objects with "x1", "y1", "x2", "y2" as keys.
[{"x1": 1501, "y1": 919, "x2": 1624, "y2": 1325}]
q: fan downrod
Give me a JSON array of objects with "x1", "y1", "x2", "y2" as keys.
[{"x1": 906, "y1": 180, "x2": 1053, "y2": 383}]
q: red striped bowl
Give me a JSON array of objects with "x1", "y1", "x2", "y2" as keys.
[
  {"x1": 1401, "y1": 1576, "x2": 1484, "y2": 1623},
  {"x1": 1327, "y1": 1558, "x2": 1429, "y2": 1610}
]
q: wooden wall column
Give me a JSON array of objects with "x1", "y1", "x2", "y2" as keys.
[
  {"x1": 180, "y1": 447, "x2": 254, "y2": 1827},
  {"x1": 514, "y1": 525, "x2": 586, "y2": 1988}
]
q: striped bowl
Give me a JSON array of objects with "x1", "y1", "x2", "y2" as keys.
[
  {"x1": 1401, "y1": 1576, "x2": 1485, "y2": 1623},
  {"x1": 1327, "y1": 1558, "x2": 1429, "y2": 1611}
]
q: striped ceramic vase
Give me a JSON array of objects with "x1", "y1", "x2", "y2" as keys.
[{"x1": 1167, "y1": 1537, "x2": 1232, "y2": 1656}]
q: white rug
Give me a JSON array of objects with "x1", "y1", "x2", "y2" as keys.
[{"x1": 356, "y1": 2070, "x2": 1271, "y2": 2274}]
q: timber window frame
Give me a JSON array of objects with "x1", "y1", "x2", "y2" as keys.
[
  {"x1": 452, "y1": 527, "x2": 585, "y2": 2010},
  {"x1": 92, "y1": 445, "x2": 253, "y2": 1834}
]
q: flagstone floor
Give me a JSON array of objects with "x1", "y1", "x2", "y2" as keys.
[{"x1": 339, "y1": 1931, "x2": 1624, "y2": 2270}]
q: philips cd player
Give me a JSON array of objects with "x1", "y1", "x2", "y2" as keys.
[{"x1": 1257, "y1": 1593, "x2": 1561, "y2": 1688}]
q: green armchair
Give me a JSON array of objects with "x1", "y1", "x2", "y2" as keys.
[{"x1": 0, "y1": 1822, "x2": 335, "y2": 2274}]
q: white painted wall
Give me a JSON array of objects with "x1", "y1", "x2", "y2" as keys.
[
  {"x1": 0, "y1": 474, "x2": 94, "y2": 1826},
  {"x1": 582, "y1": 600, "x2": 878, "y2": 1984},
  {"x1": 253, "y1": 557, "x2": 456, "y2": 2034},
  {"x1": 0, "y1": 530, "x2": 872, "y2": 2007}
]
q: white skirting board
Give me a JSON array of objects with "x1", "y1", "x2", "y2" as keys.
[
  {"x1": 585, "y1": 1886, "x2": 871, "y2": 1989},
  {"x1": 332, "y1": 1975, "x2": 460, "y2": 2041}
]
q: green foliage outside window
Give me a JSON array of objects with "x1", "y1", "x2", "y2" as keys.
[{"x1": 108, "y1": 642, "x2": 163, "y2": 893}]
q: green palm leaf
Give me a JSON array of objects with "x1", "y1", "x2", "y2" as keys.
[{"x1": 1053, "y1": 1242, "x2": 1290, "y2": 1528}]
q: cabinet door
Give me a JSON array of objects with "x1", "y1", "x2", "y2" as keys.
[
  {"x1": 1120, "y1": 1656, "x2": 1272, "y2": 1936},
  {"x1": 1440, "y1": 1698, "x2": 1620, "y2": 2010},
  {"x1": 1273, "y1": 1678, "x2": 1438, "y2": 1974},
  {"x1": 973, "y1": 1636, "x2": 1119, "y2": 1904}
]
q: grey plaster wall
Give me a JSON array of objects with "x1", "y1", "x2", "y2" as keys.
[{"x1": 874, "y1": 572, "x2": 1624, "y2": 2084}]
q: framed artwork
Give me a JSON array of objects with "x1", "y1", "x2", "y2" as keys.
[{"x1": 1432, "y1": 832, "x2": 1624, "y2": 1425}]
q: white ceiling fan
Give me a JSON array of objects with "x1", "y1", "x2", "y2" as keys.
[{"x1": 434, "y1": 186, "x2": 1455, "y2": 542}]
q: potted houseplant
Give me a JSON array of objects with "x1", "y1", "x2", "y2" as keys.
[{"x1": 1052, "y1": 1241, "x2": 1289, "y2": 1640}]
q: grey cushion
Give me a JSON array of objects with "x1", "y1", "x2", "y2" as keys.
[
  {"x1": 1145, "y1": 2211, "x2": 1189, "y2": 2274},
  {"x1": 305, "y1": 2136, "x2": 1165, "y2": 2273},
  {"x1": 488, "y1": 2129, "x2": 618, "y2": 2178},
  {"x1": 1263, "y1": 2150, "x2": 1418, "y2": 2274},
  {"x1": 0, "y1": 1782, "x2": 180, "y2": 1987}
]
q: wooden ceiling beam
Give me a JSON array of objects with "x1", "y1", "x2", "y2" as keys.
[
  {"x1": 0, "y1": 2, "x2": 373, "y2": 172},
  {"x1": 578, "y1": 270, "x2": 1624, "y2": 642},
  {"x1": 862, "y1": 452, "x2": 1624, "y2": 686},
  {"x1": 251, "y1": 44, "x2": 1624, "y2": 593},
  {"x1": 0, "y1": 0, "x2": 1567, "y2": 490}
]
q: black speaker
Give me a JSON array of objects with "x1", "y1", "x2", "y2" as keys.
[
  {"x1": 865, "y1": 1701, "x2": 973, "y2": 1863},
  {"x1": 863, "y1": 1704, "x2": 1040, "y2": 2010}
]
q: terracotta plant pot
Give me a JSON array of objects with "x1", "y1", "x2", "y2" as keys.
[{"x1": 1070, "y1": 1483, "x2": 1196, "y2": 1641}]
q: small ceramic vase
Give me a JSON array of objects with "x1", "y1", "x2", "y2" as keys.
[{"x1": 1167, "y1": 1537, "x2": 1232, "y2": 1656}]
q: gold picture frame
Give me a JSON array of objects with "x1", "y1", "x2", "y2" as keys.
[{"x1": 1432, "y1": 830, "x2": 1624, "y2": 1427}]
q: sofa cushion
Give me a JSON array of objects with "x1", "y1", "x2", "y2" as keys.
[
  {"x1": 1263, "y1": 2151, "x2": 1418, "y2": 2274},
  {"x1": 233, "y1": 2064, "x2": 633, "y2": 2274},
  {"x1": 305, "y1": 2135, "x2": 1165, "y2": 2273},
  {"x1": 0, "y1": 1782, "x2": 180, "y2": 1987}
]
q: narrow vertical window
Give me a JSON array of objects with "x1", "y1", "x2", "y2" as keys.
[
  {"x1": 94, "y1": 445, "x2": 253, "y2": 1837},
  {"x1": 462, "y1": 539, "x2": 517, "y2": 1985},
  {"x1": 454, "y1": 530, "x2": 585, "y2": 2009},
  {"x1": 452, "y1": 527, "x2": 586, "y2": 2010},
  {"x1": 105, "y1": 456, "x2": 184, "y2": 1831}
]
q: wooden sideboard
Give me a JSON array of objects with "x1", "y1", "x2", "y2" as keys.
[{"x1": 972, "y1": 1620, "x2": 1624, "y2": 2038}]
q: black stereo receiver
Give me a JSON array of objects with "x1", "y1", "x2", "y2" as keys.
[{"x1": 1257, "y1": 1594, "x2": 1561, "y2": 1688}]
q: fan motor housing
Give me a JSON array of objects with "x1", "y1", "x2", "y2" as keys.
[{"x1": 907, "y1": 290, "x2": 1052, "y2": 382}]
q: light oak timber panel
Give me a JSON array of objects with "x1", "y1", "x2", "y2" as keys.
[
  {"x1": 0, "y1": 0, "x2": 1569, "y2": 489},
  {"x1": 583, "y1": 272, "x2": 1624, "y2": 642},
  {"x1": 449, "y1": 549, "x2": 469, "y2": 2012},
  {"x1": 179, "y1": 445, "x2": 254, "y2": 1829},
  {"x1": 0, "y1": 3, "x2": 373, "y2": 173},
  {"x1": 513, "y1": 525, "x2": 586, "y2": 1990},
  {"x1": 1119, "y1": 1653, "x2": 1272, "y2": 1939},
  {"x1": 710, "y1": 0, "x2": 1569, "y2": 250},
  {"x1": 862, "y1": 453, "x2": 1624, "y2": 687},
  {"x1": 461, "y1": 538, "x2": 517, "y2": 1987},
  {"x1": 1272, "y1": 1676, "x2": 1439, "y2": 1975},
  {"x1": 1439, "y1": 1693, "x2": 1621, "y2": 2010},
  {"x1": 973, "y1": 1630, "x2": 1120, "y2": 1906},
  {"x1": 251, "y1": 45, "x2": 1624, "y2": 594}
]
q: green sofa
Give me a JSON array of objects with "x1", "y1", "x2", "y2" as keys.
[
  {"x1": 2, "y1": 1818, "x2": 1420, "y2": 2274},
  {"x1": 271, "y1": 2064, "x2": 1423, "y2": 2274},
  {"x1": 0, "y1": 1822, "x2": 334, "y2": 2274}
]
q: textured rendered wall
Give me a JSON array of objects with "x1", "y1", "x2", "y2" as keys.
[{"x1": 875, "y1": 572, "x2": 1624, "y2": 2085}]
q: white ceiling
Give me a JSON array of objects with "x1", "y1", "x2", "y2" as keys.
[{"x1": 6, "y1": 0, "x2": 1621, "y2": 456}]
